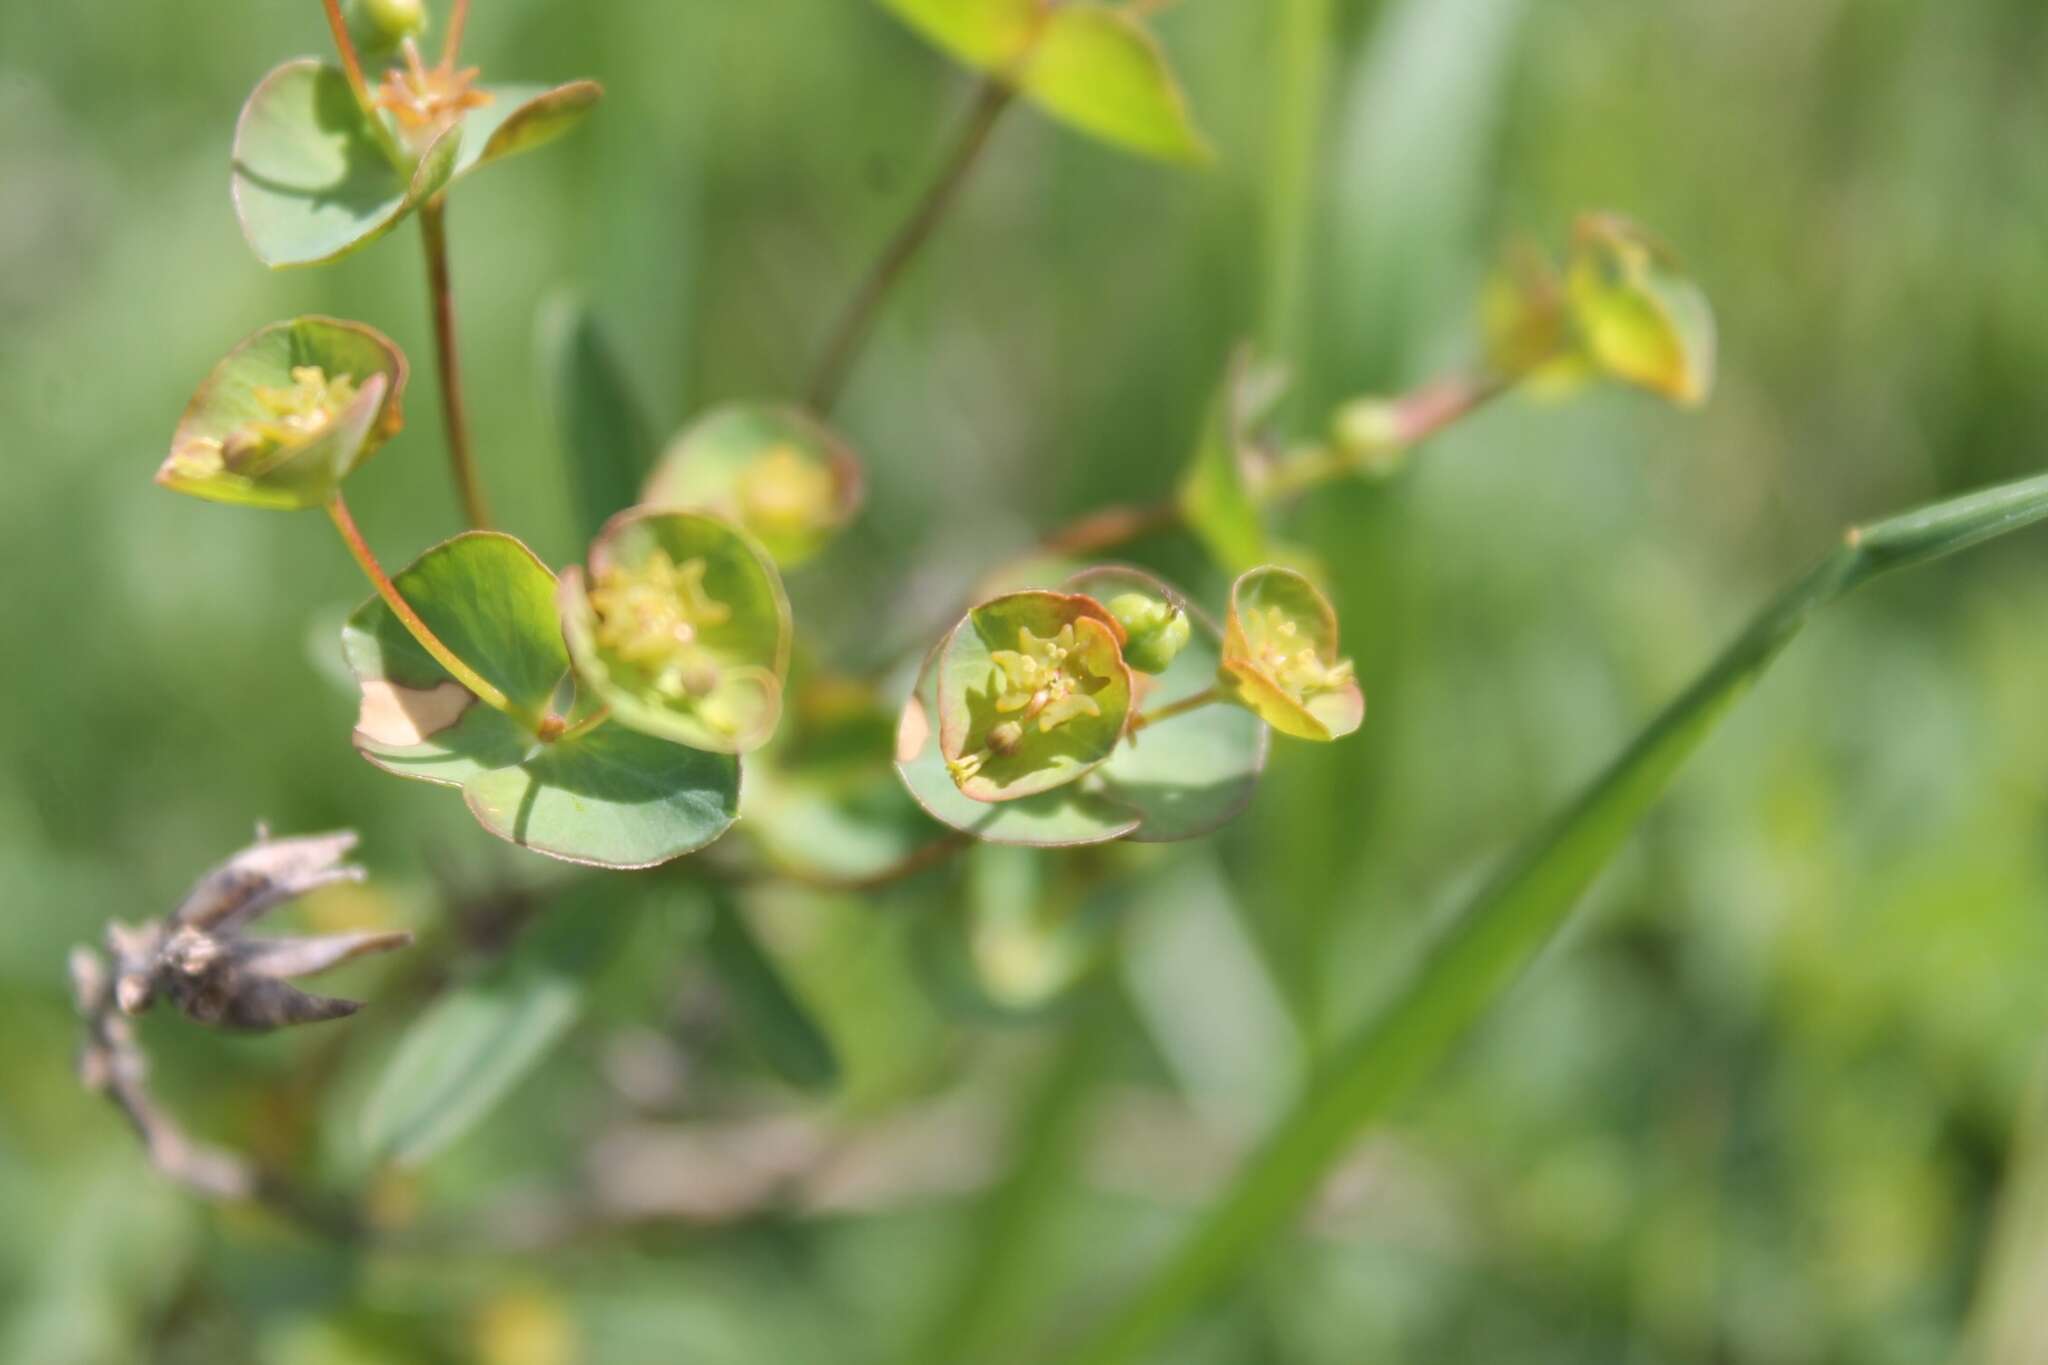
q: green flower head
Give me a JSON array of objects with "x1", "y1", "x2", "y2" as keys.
[{"x1": 1219, "y1": 567, "x2": 1364, "y2": 742}]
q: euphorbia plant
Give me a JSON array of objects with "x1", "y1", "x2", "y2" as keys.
[{"x1": 91, "y1": 5, "x2": 2048, "y2": 1359}]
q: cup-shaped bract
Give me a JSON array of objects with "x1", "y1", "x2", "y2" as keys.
[
  {"x1": 1565, "y1": 213, "x2": 1716, "y2": 408},
  {"x1": 560, "y1": 510, "x2": 792, "y2": 755},
  {"x1": 937, "y1": 591, "x2": 1135, "y2": 803},
  {"x1": 159, "y1": 317, "x2": 406, "y2": 511},
  {"x1": 1219, "y1": 567, "x2": 1364, "y2": 742},
  {"x1": 641, "y1": 404, "x2": 864, "y2": 568}
]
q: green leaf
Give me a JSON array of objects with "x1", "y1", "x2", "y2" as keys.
[
  {"x1": 1178, "y1": 346, "x2": 1284, "y2": 573},
  {"x1": 642, "y1": 404, "x2": 865, "y2": 568},
  {"x1": 560, "y1": 509, "x2": 793, "y2": 754},
  {"x1": 1565, "y1": 212, "x2": 1716, "y2": 407},
  {"x1": 937, "y1": 592, "x2": 1134, "y2": 803},
  {"x1": 1018, "y1": 4, "x2": 1211, "y2": 165},
  {"x1": 1218, "y1": 565, "x2": 1365, "y2": 741},
  {"x1": 232, "y1": 62, "x2": 599, "y2": 268},
  {"x1": 874, "y1": 0, "x2": 1208, "y2": 164},
  {"x1": 359, "y1": 960, "x2": 580, "y2": 1168},
  {"x1": 343, "y1": 532, "x2": 740, "y2": 868},
  {"x1": 159, "y1": 317, "x2": 407, "y2": 511},
  {"x1": 231, "y1": 60, "x2": 455, "y2": 269},
  {"x1": 1061, "y1": 468, "x2": 2048, "y2": 1365},
  {"x1": 537, "y1": 293, "x2": 659, "y2": 544},
  {"x1": 876, "y1": 0, "x2": 1041, "y2": 69},
  {"x1": 706, "y1": 892, "x2": 841, "y2": 1091}
]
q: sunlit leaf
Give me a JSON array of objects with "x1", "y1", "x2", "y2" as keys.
[
  {"x1": 343, "y1": 532, "x2": 740, "y2": 868},
  {"x1": 875, "y1": 0, "x2": 1040, "y2": 70},
  {"x1": 1018, "y1": 4, "x2": 1211, "y2": 164},
  {"x1": 159, "y1": 317, "x2": 407, "y2": 511},
  {"x1": 642, "y1": 404, "x2": 864, "y2": 568},
  {"x1": 874, "y1": 0, "x2": 1209, "y2": 165}
]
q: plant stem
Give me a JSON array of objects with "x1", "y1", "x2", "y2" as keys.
[
  {"x1": 442, "y1": 0, "x2": 471, "y2": 66},
  {"x1": 320, "y1": 0, "x2": 376, "y2": 116},
  {"x1": 325, "y1": 494, "x2": 541, "y2": 730},
  {"x1": 805, "y1": 79, "x2": 1014, "y2": 413},
  {"x1": 1128, "y1": 686, "x2": 1224, "y2": 735},
  {"x1": 320, "y1": 0, "x2": 407, "y2": 167},
  {"x1": 418, "y1": 198, "x2": 493, "y2": 529}
]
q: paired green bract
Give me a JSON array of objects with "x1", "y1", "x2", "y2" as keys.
[
  {"x1": 343, "y1": 532, "x2": 741, "y2": 869},
  {"x1": 1219, "y1": 566, "x2": 1363, "y2": 742},
  {"x1": 896, "y1": 567, "x2": 1270, "y2": 848},
  {"x1": 559, "y1": 509, "x2": 794, "y2": 756},
  {"x1": 876, "y1": 0, "x2": 1209, "y2": 164},
  {"x1": 641, "y1": 404, "x2": 865, "y2": 569},
  {"x1": 159, "y1": 317, "x2": 407, "y2": 510},
  {"x1": 232, "y1": 57, "x2": 599, "y2": 268}
]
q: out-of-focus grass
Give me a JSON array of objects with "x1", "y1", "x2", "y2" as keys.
[{"x1": 6, "y1": 1, "x2": 2048, "y2": 1361}]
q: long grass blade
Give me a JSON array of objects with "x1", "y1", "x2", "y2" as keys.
[{"x1": 1062, "y1": 469, "x2": 2048, "y2": 1365}]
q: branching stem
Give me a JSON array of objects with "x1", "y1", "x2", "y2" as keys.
[
  {"x1": 419, "y1": 198, "x2": 493, "y2": 529},
  {"x1": 1129, "y1": 686, "x2": 1225, "y2": 735},
  {"x1": 806, "y1": 79, "x2": 1014, "y2": 413},
  {"x1": 325, "y1": 494, "x2": 543, "y2": 731}
]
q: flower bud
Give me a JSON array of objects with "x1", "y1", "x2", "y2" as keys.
[
  {"x1": 1330, "y1": 399, "x2": 1409, "y2": 479},
  {"x1": 1105, "y1": 592, "x2": 1190, "y2": 675}
]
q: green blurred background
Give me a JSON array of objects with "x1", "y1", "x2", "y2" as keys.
[{"x1": 9, "y1": 0, "x2": 2048, "y2": 1360}]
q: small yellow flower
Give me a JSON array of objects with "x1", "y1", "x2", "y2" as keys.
[
  {"x1": 170, "y1": 366, "x2": 361, "y2": 478},
  {"x1": 737, "y1": 443, "x2": 839, "y2": 541},
  {"x1": 588, "y1": 550, "x2": 730, "y2": 700},
  {"x1": 989, "y1": 623, "x2": 1112, "y2": 733},
  {"x1": 1242, "y1": 606, "x2": 1354, "y2": 701}
]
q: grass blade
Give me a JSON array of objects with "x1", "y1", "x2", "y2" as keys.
[
  {"x1": 537, "y1": 291, "x2": 659, "y2": 544},
  {"x1": 1062, "y1": 469, "x2": 2048, "y2": 1365}
]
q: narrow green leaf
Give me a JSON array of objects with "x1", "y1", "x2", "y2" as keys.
[
  {"x1": 359, "y1": 962, "x2": 580, "y2": 1168},
  {"x1": 707, "y1": 892, "x2": 840, "y2": 1091},
  {"x1": 1178, "y1": 347, "x2": 1283, "y2": 573},
  {"x1": 538, "y1": 293, "x2": 658, "y2": 544},
  {"x1": 1062, "y1": 468, "x2": 2048, "y2": 1365},
  {"x1": 1018, "y1": 5, "x2": 1211, "y2": 165}
]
